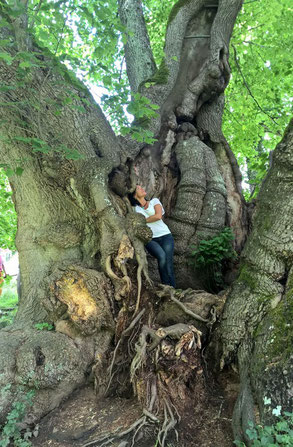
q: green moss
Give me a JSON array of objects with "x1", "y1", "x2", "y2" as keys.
[
  {"x1": 267, "y1": 286, "x2": 293, "y2": 361},
  {"x1": 167, "y1": 0, "x2": 193, "y2": 27},
  {"x1": 238, "y1": 264, "x2": 258, "y2": 291},
  {"x1": 253, "y1": 321, "x2": 265, "y2": 340},
  {"x1": 140, "y1": 59, "x2": 169, "y2": 89},
  {"x1": 259, "y1": 214, "x2": 272, "y2": 232}
]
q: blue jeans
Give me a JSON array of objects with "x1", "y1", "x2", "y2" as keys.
[{"x1": 146, "y1": 233, "x2": 176, "y2": 287}]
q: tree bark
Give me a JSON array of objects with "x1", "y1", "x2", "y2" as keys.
[
  {"x1": 0, "y1": 5, "x2": 129, "y2": 423},
  {"x1": 0, "y1": 0, "x2": 252, "y2": 441},
  {"x1": 214, "y1": 118, "x2": 293, "y2": 443},
  {"x1": 120, "y1": 0, "x2": 246, "y2": 288},
  {"x1": 118, "y1": 0, "x2": 156, "y2": 93}
]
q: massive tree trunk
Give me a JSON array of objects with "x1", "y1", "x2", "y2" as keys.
[
  {"x1": 120, "y1": 0, "x2": 247, "y2": 288},
  {"x1": 212, "y1": 118, "x2": 293, "y2": 444},
  {"x1": 1, "y1": 0, "x2": 284, "y2": 444}
]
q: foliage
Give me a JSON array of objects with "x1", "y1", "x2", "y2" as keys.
[
  {"x1": 190, "y1": 227, "x2": 236, "y2": 267},
  {"x1": 0, "y1": 278, "x2": 18, "y2": 306},
  {"x1": 0, "y1": 171, "x2": 17, "y2": 250},
  {"x1": 22, "y1": 0, "x2": 131, "y2": 131},
  {"x1": 0, "y1": 0, "x2": 292, "y2": 253},
  {"x1": 189, "y1": 227, "x2": 237, "y2": 292},
  {"x1": 34, "y1": 322, "x2": 54, "y2": 331},
  {"x1": 234, "y1": 404, "x2": 293, "y2": 447},
  {"x1": 143, "y1": 0, "x2": 173, "y2": 64},
  {"x1": 224, "y1": 0, "x2": 293, "y2": 198},
  {"x1": 0, "y1": 389, "x2": 35, "y2": 447},
  {"x1": 0, "y1": 279, "x2": 18, "y2": 327},
  {"x1": 120, "y1": 92, "x2": 159, "y2": 144}
]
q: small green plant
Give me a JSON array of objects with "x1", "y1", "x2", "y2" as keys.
[
  {"x1": 34, "y1": 322, "x2": 54, "y2": 331},
  {"x1": 0, "y1": 389, "x2": 35, "y2": 447},
  {"x1": 234, "y1": 401, "x2": 293, "y2": 446},
  {"x1": 189, "y1": 227, "x2": 237, "y2": 292},
  {"x1": 0, "y1": 279, "x2": 18, "y2": 327}
]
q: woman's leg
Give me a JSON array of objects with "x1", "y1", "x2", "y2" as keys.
[
  {"x1": 158, "y1": 233, "x2": 176, "y2": 287},
  {"x1": 145, "y1": 240, "x2": 170, "y2": 285}
]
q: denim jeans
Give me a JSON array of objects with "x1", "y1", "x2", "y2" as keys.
[{"x1": 146, "y1": 233, "x2": 176, "y2": 287}]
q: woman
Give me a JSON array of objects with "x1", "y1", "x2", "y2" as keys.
[{"x1": 129, "y1": 185, "x2": 175, "y2": 287}]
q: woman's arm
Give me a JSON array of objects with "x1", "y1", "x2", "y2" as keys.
[{"x1": 146, "y1": 204, "x2": 163, "y2": 223}]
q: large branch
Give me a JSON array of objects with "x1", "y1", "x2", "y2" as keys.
[
  {"x1": 118, "y1": 0, "x2": 156, "y2": 93},
  {"x1": 136, "y1": 0, "x2": 243, "y2": 135},
  {"x1": 163, "y1": 0, "x2": 206, "y2": 94},
  {"x1": 0, "y1": 0, "x2": 30, "y2": 50}
]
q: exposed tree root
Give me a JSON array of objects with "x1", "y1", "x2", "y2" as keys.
[
  {"x1": 105, "y1": 308, "x2": 146, "y2": 394},
  {"x1": 99, "y1": 240, "x2": 215, "y2": 446},
  {"x1": 134, "y1": 254, "x2": 154, "y2": 315},
  {"x1": 82, "y1": 416, "x2": 145, "y2": 447},
  {"x1": 157, "y1": 398, "x2": 179, "y2": 446},
  {"x1": 156, "y1": 285, "x2": 209, "y2": 323},
  {"x1": 82, "y1": 391, "x2": 178, "y2": 447},
  {"x1": 135, "y1": 262, "x2": 143, "y2": 314},
  {"x1": 127, "y1": 316, "x2": 204, "y2": 445}
]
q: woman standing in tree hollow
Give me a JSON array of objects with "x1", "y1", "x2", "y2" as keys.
[{"x1": 129, "y1": 185, "x2": 175, "y2": 287}]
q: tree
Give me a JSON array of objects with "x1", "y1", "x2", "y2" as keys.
[
  {"x1": 0, "y1": 0, "x2": 291, "y2": 445},
  {"x1": 215, "y1": 118, "x2": 293, "y2": 444}
]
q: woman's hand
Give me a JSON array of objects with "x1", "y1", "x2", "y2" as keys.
[{"x1": 146, "y1": 204, "x2": 163, "y2": 223}]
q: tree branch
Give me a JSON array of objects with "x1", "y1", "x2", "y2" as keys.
[
  {"x1": 29, "y1": 0, "x2": 43, "y2": 31},
  {"x1": 163, "y1": 0, "x2": 206, "y2": 92},
  {"x1": 118, "y1": 0, "x2": 156, "y2": 93},
  {"x1": 232, "y1": 44, "x2": 278, "y2": 125},
  {"x1": 11, "y1": 0, "x2": 30, "y2": 50}
]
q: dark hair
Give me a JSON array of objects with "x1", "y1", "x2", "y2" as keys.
[{"x1": 128, "y1": 192, "x2": 141, "y2": 207}]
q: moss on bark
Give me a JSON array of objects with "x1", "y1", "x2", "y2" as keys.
[
  {"x1": 167, "y1": 0, "x2": 193, "y2": 27},
  {"x1": 268, "y1": 279, "x2": 293, "y2": 361},
  {"x1": 237, "y1": 263, "x2": 258, "y2": 291},
  {"x1": 140, "y1": 58, "x2": 169, "y2": 89}
]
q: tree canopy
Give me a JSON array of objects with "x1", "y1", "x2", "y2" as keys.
[
  {"x1": 224, "y1": 0, "x2": 293, "y2": 196},
  {"x1": 0, "y1": 0, "x2": 292, "y2": 241}
]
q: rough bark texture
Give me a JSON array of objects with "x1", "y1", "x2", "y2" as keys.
[
  {"x1": 0, "y1": 0, "x2": 253, "y2": 444},
  {"x1": 0, "y1": 8, "x2": 136, "y2": 423},
  {"x1": 214, "y1": 119, "x2": 293, "y2": 443},
  {"x1": 131, "y1": 0, "x2": 247, "y2": 288},
  {"x1": 0, "y1": 327, "x2": 98, "y2": 426},
  {"x1": 118, "y1": 0, "x2": 157, "y2": 93}
]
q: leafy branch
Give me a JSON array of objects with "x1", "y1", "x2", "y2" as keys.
[{"x1": 232, "y1": 44, "x2": 278, "y2": 125}]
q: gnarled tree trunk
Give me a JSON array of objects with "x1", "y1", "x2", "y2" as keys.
[
  {"x1": 2, "y1": 0, "x2": 285, "y2": 445},
  {"x1": 212, "y1": 118, "x2": 293, "y2": 444}
]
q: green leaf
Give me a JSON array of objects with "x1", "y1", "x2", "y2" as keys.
[
  {"x1": 19, "y1": 61, "x2": 32, "y2": 69},
  {"x1": 0, "y1": 52, "x2": 13, "y2": 64},
  {"x1": 15, "y1": 167, "x2": 24, "y2": 176}
]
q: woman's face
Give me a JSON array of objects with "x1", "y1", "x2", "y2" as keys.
[{"x1": 135, "y1": 185, "x2": 146, "y2": 199}]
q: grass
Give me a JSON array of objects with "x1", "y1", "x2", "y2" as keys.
[{"x1": 0, "y1": 277, "x2": 18, "y2": 326}]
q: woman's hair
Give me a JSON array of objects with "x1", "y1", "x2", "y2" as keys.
[{"x1": 128, "y1": 191, "x2": 141, "y2": 207}]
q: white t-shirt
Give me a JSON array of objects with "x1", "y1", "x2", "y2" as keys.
[{"x1": 134, "y1": 198, "x2": 171, "y2": 238}]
